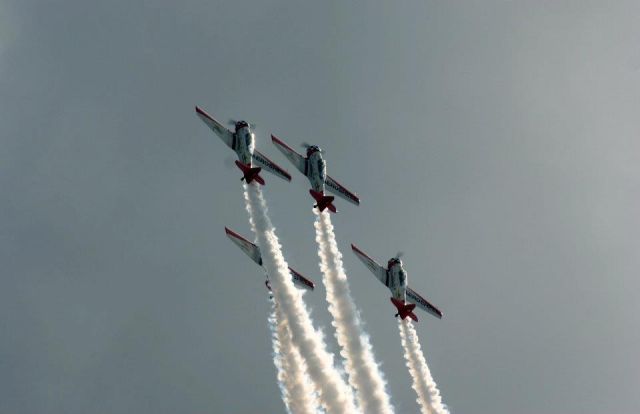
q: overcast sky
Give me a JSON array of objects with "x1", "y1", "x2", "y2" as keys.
[{"x1": 1, "y1": 1, "x2": 639, "y2": 413}]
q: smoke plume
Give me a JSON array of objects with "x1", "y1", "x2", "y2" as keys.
[
  {"x1": 269, "y1": 301, "x2": 320, "y2": 414},
  {"x1": 314, "y1": 210, "x2": 394, "y2": 414},
  {"x1": 243, "y1": 183, "x2": 357, "y2": 414},
  {"x1": 398, "y1": 320, "x2": 449, "y2": 414}
]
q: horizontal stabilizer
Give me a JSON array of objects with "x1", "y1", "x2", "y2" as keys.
[
  {"x1": 391, "y1": 297, "x2": 419, "y2": 322},
  {"x1": 310, "y1": 189, "x2": 337, "y2": 213},
  {"x1": 235, "y1": 161, "x2": 265, "y2": 185}
]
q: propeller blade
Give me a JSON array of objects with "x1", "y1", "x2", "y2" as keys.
[
  {"x1": 395, "y1": 251, "x2": 404, "y2": 259},
  {"x1": 228, "y1": 119, "x2": 255, "y2": 129},
  {"x1": 301, "y1": 142, "x2": 324, "y2": 153}
]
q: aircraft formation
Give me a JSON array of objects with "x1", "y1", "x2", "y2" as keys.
[{"x1": 195, "y1": 105, "x2": 443, "y2": 323}]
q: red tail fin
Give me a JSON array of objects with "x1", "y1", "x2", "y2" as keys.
[
  {"x1": 391, "y1": 298, "x2": 419, "y2": 322},
  {"x1": 235, "y1": 161, "x2": 265, "y2": 185},
  {"x1": 309, "y1": 190, "x2": 337, "y2": 213}
]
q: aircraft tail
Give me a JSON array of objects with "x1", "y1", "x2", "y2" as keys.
[
  {"x1": 235, "y1": 160, "x2": 265, "y2": 185},
  {"x1": 391, "y1": 297, "x2": 418, "y2": 322},
  {"x1": 309, "y1": 189, "x2": 337, "y2": 213}
]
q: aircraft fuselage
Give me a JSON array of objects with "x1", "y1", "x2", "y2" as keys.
[
  {"x1": 387, "y1": 259, "x2": 408, "y2": 302},
  {"x1": 306, "y1": 150, "x2": 327, "y2": 193},
  {"x1": 234, "y1": 125, "x2": 255, "y2": 166}
]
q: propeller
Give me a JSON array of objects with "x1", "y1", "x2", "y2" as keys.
[
  {"x1": 301, "y1": 142, "x2": 323, "y2": 153},
  {"x1": 228, "y1": 119, "x2": 256, "y2": 129},
  {"x1": 395, "y1": 251, "x2": 404, "y2": 260}
]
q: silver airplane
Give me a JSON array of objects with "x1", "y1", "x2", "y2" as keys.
[
  {"x1": 351, "y1": 244, "x2": 443, "y2": 322},
  {"x1": 195, "y1": 106, "x2": 291, "y2": 185},
  {"x1": 225, "y1": 227, "x2": 315, "y2": 292},
  {"x1": 271, "y1": 135, "x2": 360, "y2": 213}
]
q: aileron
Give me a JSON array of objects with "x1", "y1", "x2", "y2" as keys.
[
  {"x1": 351, "y1": 244, "x2": 443, "y2": 322},
  {"x1": 325, "y1": 175, "x2": 360, "y2": 206},
  {"x1": 406, "y1": 287, "x2": 443, "y2": 319}
]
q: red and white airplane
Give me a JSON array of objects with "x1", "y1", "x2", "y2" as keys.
[
  {"x1": 195, "y1": 106, "x2": 291, "y2": 185},
  {"x1": 225, "y1": 227, "x2": 315, "y2": 292},
  {"x1": 351, "y1": 244, "x2": 443, "y2": 322},
  {"x1": 271, "y1": 135, "x2": 360, "y2": 213}
]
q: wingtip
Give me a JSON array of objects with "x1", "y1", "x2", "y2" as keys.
[
  {"x1": 194, "y1": 105, "x2": 213, "y2": 120},
  {"x1": 279, "y1": 169, "x2": 292, "y2": 182},
  {"x1": 224, "y1": 227, "x2": 242, "y2": 239},
  {"x1": 270, "y1": 134, "x2": 297, "y2": 153},
  {"x1": 271, "y1": 134, "x2": 287, "y2": 148}
]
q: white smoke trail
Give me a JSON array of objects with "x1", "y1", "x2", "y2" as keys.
[
  {"x1": 314, "y1": 210, "x2": 395, "y2": 414},
  {"x1": 267, "y1": 305, "x2": 292, "y2": 413},
  {"x1": 398, "y1": 320, "x2": 449, "y2": 414},
  {"x1": 270, "y1": 301, "x2": 321, "y2": 414},
  {"x1": 243, "y1": 183, "x2": 358, "y2": 414}
]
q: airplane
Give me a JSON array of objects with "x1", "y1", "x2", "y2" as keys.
[
  {"x1": 225, "y1": 227, "x2": 315, "y2": 292},
  {"x1": 351, "y1": 244, "x2": 443, "y2": 322},
  {"x1": 195, "y1": 106, "x2": 292, "y2": 185},
  {"x1": 271, "y1": 135, "x2": 360, "y2": 213}
]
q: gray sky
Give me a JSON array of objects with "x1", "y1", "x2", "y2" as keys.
[{"x1": 1, "y1": 1, "x2": 639, "y2": 413}]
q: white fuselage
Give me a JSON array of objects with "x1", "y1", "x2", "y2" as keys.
[
  {"x1": 234, "y1": 126, "x2": 255, "y2": 166},
  {"x1": 306, "y1": 150, "x2": 327, "y2": 192},
  {"x1": 387, "y1": 260, "x2": 408, "y2": 302}
]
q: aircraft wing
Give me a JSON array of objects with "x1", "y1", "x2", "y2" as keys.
[
  {"x1": 325, "y1": 176, "x2": 360, "y2": 206},
  {"x1": 271, "y1": 135, "x2": 307, "y2": 175},
  {"x1": 406, "y1": 287, "x2": 443, "y2": 319},
  {"x1": 351, "y1": 244, "x2": 388, "y2": 287},
  {"x1": 225, "y1": 227, "x2": 262, "y2": 265},
  {"x1": 252, "y1": 150, "x2": 292, "y2": 182},
  {"x1": 226, "y1": 228, "x2": 314, "y2": 291},
  {"x1": 288, "y1": 267, "x2": 315, "y2": 291},
  {"x1": 195, "y1": 106, "x2": 234, "y2": 150}
]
